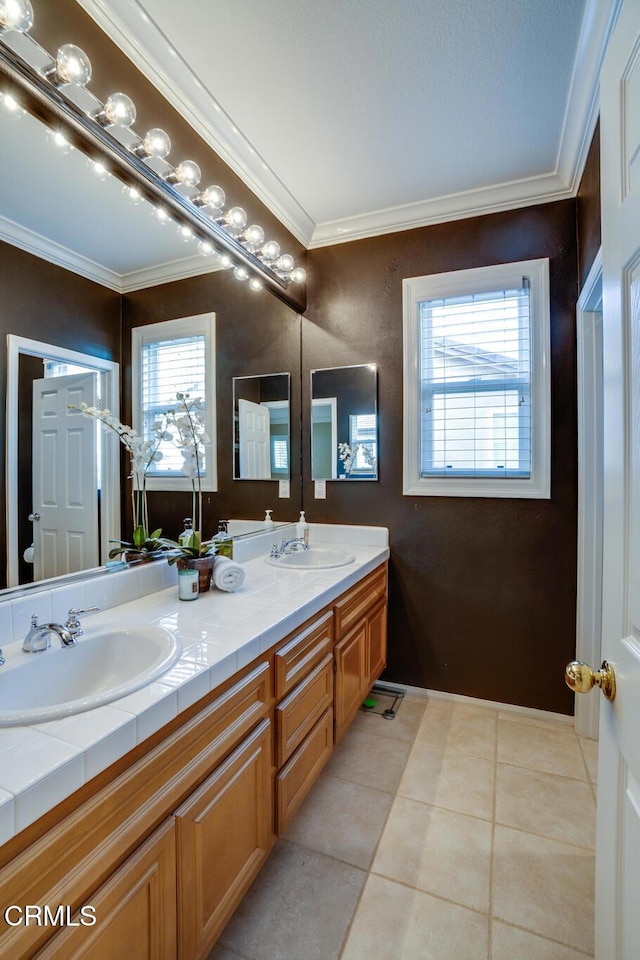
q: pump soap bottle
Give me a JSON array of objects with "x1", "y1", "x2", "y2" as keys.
[{"x1": 296, "y1": 510, "x2": 309, "y2": 546}]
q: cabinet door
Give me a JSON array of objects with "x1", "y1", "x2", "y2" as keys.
[
  {"x1": 334, "y1": 619, "x2": 367, "y2": 743},
  {"x1": 175, "y1": 719, "x2": 274, "y2": 960},
  {"x1": 366, "y1": 600, "x2": 387, "y2": 690},
  {"x1": 34, "y1": 820, "x2": 176, "y2": 960}
]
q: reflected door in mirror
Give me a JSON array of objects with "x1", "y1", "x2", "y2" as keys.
[{"x1": 234, "y1": 374, "x2": 290, "y2": 480}]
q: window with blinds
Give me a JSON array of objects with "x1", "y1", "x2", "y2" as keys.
[
  {"x1": 141, "y1": 334, "x2": 206, "y2": 477},
  {"x1": 132, "y1": 313, "x2": 217, "y2": 491},
  {"x1": 419, "y1": 285, "x2": 531, "y2": 479},
  {"x1": 402, "y1": 260, "x2": 550, "y2": 499}
]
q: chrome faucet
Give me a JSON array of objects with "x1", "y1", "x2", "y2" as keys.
[
  {"x1": 280, "y1": 537, "x2": 309, "y2": 555},
  {"x1": 23, "y1": 615, "x2": 76, "y2": 652}
]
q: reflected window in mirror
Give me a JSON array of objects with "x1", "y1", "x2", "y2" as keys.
[
  {"x1": 233, "y1": 373, "x2": 291, "y2": 480},
  {"x1": 311, "y1": 364, "x2": 378, "y2": 481},
  {"x1": 132, "y1": 313, "x2": 217, "y2": 491}
]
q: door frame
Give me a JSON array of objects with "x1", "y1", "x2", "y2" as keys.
[
  {"x1": 6, "y1": 335, "x2": 120, "y2": 587},
  {"x1": 575, "y1": 247, "x2": 604, "y2": 740}
]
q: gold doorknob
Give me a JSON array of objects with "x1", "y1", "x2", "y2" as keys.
[{"x1": 565, "y1": 660, "x2": 616, "y2": 701}]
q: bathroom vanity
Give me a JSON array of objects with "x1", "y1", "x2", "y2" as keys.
[{"x1": 0, "y1": 526, "x2": 388, "y2": 960}]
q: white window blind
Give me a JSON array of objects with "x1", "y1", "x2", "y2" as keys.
[
  {"x1": 419, "y1": 284, "x2": 531, "y2": 479},
  {"x1": 141, "y1": 333, "x2": 206, "y2": 477},
  {"x1": 132, "y1": 313, "x2": 217, "y2": 492}
]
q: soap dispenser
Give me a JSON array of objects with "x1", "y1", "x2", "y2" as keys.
[
  {"x1": 296, "y1": 510, "x2": 309, "y2": 546},
  {"x1": 264, "y1": 509, "x2": 275, "y2": 529}
]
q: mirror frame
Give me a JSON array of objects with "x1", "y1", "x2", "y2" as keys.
[{"x1": 6, "y1": 334, "x2": 120, "y2": 588}]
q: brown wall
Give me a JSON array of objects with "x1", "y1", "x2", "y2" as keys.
[
  {"x1": 577, "y1": 122, "x2": 601, "y2": 290},
  {"x1": 0, "y1": 240, "x2": 121, "y2": 588},
  {"x1": 303, "y1": 201, "x2": 579, "y2": 714},
  {"x1": 121, "y1": 272, "x2": 302, "y2": 541}
]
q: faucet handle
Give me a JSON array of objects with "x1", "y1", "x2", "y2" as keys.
[
  {"x1": 65, "y1": 606, "x2": 100, "y2": 638},
  {"x1": 0, "y1": 648, "x2": 4, "y2": 666}
]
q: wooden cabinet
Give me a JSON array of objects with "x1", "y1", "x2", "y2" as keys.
[
  {"x1": 334, "y1": 620, "x2": 367, "y2": 742},
  {"x1": 175, "y1": 719, "x2": 273, "y2": 960},
  {"x1": 334, "y1": 567, "x2": 388, "y2": 743},
  {"x1": 34, "y1": 819, "x2": 177, "y2": 960},
  {"x1": 0, "y1": 560, "x2": 388, "y2": 960}
]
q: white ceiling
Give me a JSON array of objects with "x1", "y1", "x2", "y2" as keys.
[{"x1": 76, "y1": 0, "x2": 619, "y2": 248}]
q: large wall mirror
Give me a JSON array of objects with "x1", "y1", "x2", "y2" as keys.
[
  {"x1": 311, "y1": 364, "x2": 378, "y2": 480},
  {"x1": 0, "y1": 34, "x2": 303, "y2": 595},
  {"x1": 233, "y1": 373, "x2": 290, "y2": 480}
]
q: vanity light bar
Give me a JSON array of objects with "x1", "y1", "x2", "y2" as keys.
[{"x1": 0, "y1": 10, "x2": 306, "y2": 309}]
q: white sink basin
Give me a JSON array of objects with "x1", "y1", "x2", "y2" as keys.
[
  {"x1": 265, "y1": 547, "x2": 355, "y2": 570},
  {"x1": 0, "y1": 625, "x2": 182, "y2": 726}
]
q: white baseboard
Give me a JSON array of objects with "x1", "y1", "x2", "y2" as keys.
[{"x1": 376, "y1": 680, "x2": 574, "y2": 727}]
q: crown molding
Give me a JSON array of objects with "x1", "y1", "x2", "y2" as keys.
[
  {"x1": 309, "y1": 172, "x2": 574, "y2": 248},
  {"x1": 0, "y1": 213, "x2": 224, "y2": 293},
  {"x1": 0, "y1": 213, "x2": 122, "y2": 290},
  {"x1": 75, "y1": 0, "x2": 315, "y2": 248},
  {"x1": 119, "y1": 252, "x2": 223, "y2": 293}
]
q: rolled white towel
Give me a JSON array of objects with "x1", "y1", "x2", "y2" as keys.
[{"x1": 212, "y1": 555, "x2": 246, "y2": 593}]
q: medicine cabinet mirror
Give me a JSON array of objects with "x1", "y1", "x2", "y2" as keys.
[
  {"x1": 233, "y1": 373, "x2": 291, "y2": 480},
  {"x1": 311, "y1": 364, "x2": 378, "y2": 481}
]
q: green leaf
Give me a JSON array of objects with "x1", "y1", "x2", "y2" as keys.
[
  {"x1": 149, "y1": 528, "x2": 163, "y2": 540},
  {"x1": 133, "y1": 525, "x2": 147, "y2": 548}
]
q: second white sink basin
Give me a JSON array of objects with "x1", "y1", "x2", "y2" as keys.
[
  {"x1": 0, "y1": 625, "x2": 182, "y2": 726},
  {"x1": 265, "y1": 547, "x2": 355, "y2": 570}
]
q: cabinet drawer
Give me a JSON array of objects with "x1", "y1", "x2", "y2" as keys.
[
  {"x1": 276, "y1": 708, "x2": 333, "y2": 833},
  {"x1": 334, "y1": 566, "x2": 387, "y2": 639},
  {"x1": 34, "y1": 819, "x2": 177, "y2": 960},
  {"x1": 276, "y1": 653, "x2": 333, "y2": 767},
  {"x1": 175, "y1": 719, "x2": 274, "y2": 960},
  {"x1": 275, "y1": 610, "x2": 334, "y2": 699}
]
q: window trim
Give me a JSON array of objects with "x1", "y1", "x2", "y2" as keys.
[
  {"x1": 131, "y1": 313, "x2": 217, "y2": 492},
  {"x1": 402, "y1": 259, "x2": 550, "y2": 499}
]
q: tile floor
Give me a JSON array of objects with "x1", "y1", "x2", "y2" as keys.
[{"x1": 208, "y1": 695, "x2": 598, "y2": 960}]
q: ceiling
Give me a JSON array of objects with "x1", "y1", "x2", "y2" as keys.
[{"x1": 75, "y1": 0, "x2": 618, "y2": 249}]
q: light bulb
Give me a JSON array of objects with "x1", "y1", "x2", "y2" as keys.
[
  {"x1": 202, "y1": 184, "x2": 225, "y2": 212},
  {"x1": 198, "y1": 240, "x2": 215, "y2": 257},
  {"x1": 123, "y1": 184, "x2": 144, "y2": 205},
  {"x1": 178, "y1": 224, "x2": 195, "y2": 242},
  {"x1": 276, "y1": 254, "x2": 295, "y2": 274},
  {"x1": 233, "y1": 266, "x2": 249, "y2": 282},
  {"x1": 90, "y1": 158, "x2": 109, "y2": 180},
  {"x1": 174, "y1": 160, "x2": 201, "y2": 187},
  {"x1": 223, "y1": 206, "x2": 247, "y2": 236},
  {"x1": 142, "y1": 127, "x2": 171, "y2": 159},
  {"x1": 0, "y1": 91, "x2": 24, "y2": 117},
  {"x1": 260, "y1": 240, "x2": 280, "y2": 262},
  {"x1": 0, "y1": 0, "x2": 33, "y2": 32},
  {"x1": 219, "y1": 254, "x2": 233, "y2": 270},
  {"x1": 243, "y1": 224, "x2": 265, "y2": 251},
  {"x1": 290, "y1": 266, "x2": 306, "y2": 284},
  {"x1": 102, "y1": 93, "x2": 136, "y2": 127},
  {"x1": 249, "y1": 278, "x2": 262, "y2": 292},
  {"x1": 47, "y1": 129, "x2": 72, "y2": 154},
  {"x1": 153, "y1": 205, "x2": 171, "y2": 225},
  {"x1": 54, "y1": 44, "x2": 91, "y2": 86}
]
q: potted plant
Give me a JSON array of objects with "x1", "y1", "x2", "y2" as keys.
[
  {"x1": 70, "y1": 402, "x2": 171, "y2": 563},
  {"x1": 159, "y1": 394, "x2": 218, "y2": 591}
]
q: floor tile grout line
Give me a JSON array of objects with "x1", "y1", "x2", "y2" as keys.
[
  {"x1": 496, "y1": 757, "x2": 593, "y2": 786},
  {"x1": 489, "y1": 917, "x2": 596, "y2": 958}
]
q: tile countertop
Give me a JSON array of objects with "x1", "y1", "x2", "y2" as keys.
[{"x1": 0, "y1": 525, "x2": 389, "y2": 846}]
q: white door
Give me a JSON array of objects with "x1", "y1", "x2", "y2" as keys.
[
  {"x1": 238, "y1": 398, "x2": 271, "y2": 479},
  {"x1": 596, "y1": 0, "x2": 640, "y2": 955},
  {"x1": 32, "y1": 372, "x2": 98, "y2": 580}
]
